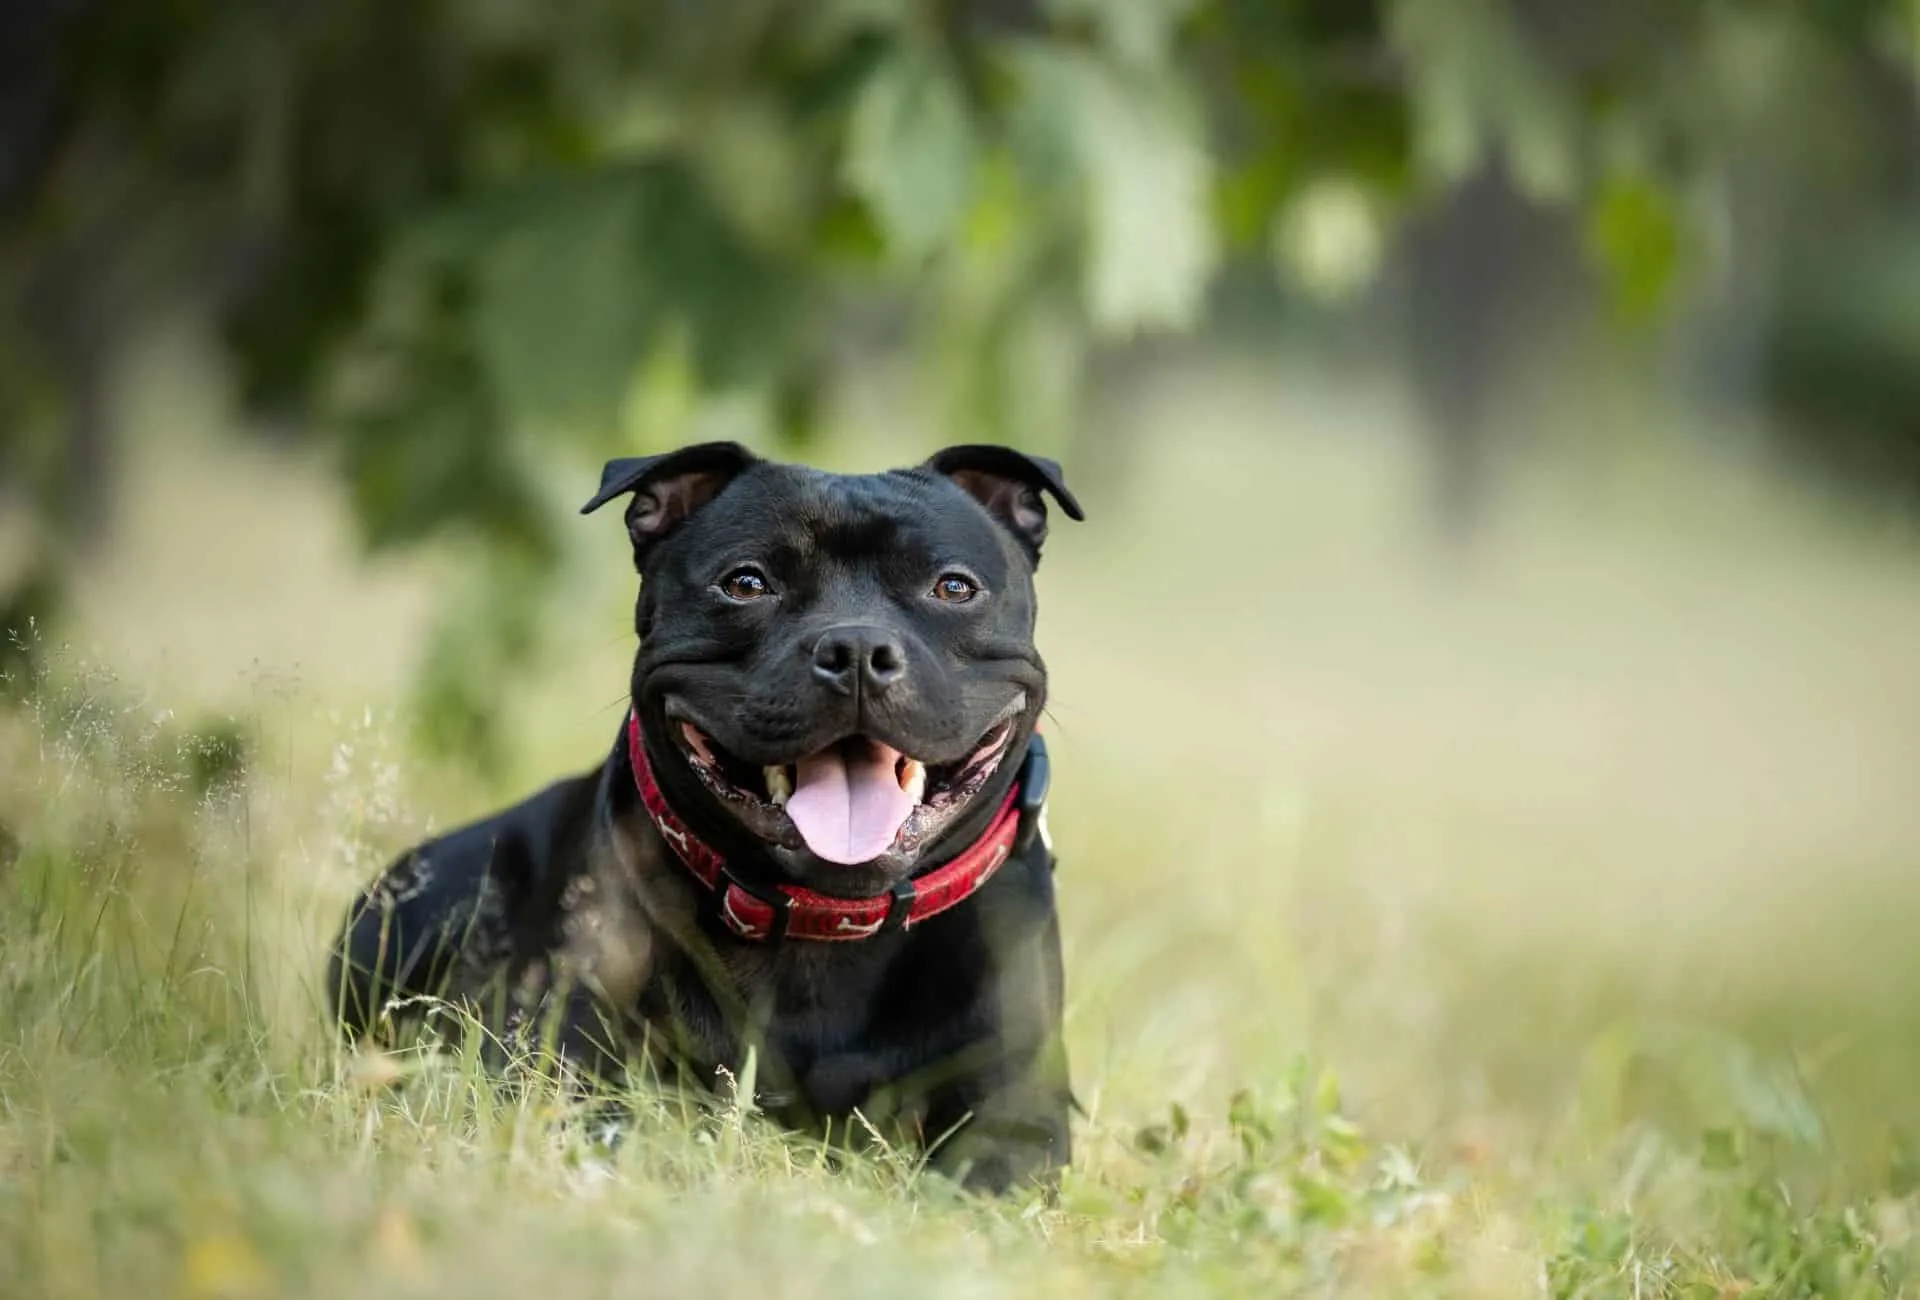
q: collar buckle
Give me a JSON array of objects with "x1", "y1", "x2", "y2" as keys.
[
  {"x1": 1013, "y1": 733, "x2": 1051, "y2": 857},
  {"x1": 881, "y1": 877, "x2": 917, "y2": 934}
]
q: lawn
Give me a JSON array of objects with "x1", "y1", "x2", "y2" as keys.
[{"x1": 5, "y1": 345, "x2": 1920, "y2": 1297}]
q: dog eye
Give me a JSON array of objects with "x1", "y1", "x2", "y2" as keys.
[
  {"x1": 719, "y1": 567, "x2": 773, "y2": 601},
  {"x1": 930, "y1": 573, "x2": 979, "y2": 603}
]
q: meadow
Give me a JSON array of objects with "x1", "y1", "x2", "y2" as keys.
[{"x1": 6, "y1": 338, "x2": 1920, "y2": 1297}]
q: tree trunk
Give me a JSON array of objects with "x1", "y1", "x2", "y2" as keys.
[{"x1": 1402, "y1": 165, "x2": 1536, "y2": 548}]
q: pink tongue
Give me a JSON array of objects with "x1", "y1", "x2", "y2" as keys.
[{"x1": 785, "y1": 741, "x2": 915, "y2": 865}]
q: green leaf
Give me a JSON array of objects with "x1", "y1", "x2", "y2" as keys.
[
  {"x1": 640, "y1": 163, "x2": 808, "y2": 391},
  {"x1": 1291, "y1": 1167, "x2": 1353, "y2": 1225},
  {"x1": 468, "y1": 171, "x2": 655, "y2": 439},
  {"x1": 1044, "y1": 0, "x2": 1196, "y2": 66},
  {"x1": 691, "y1": 97, "x2": 814, "y2": 255},
  {"x1": 843, "y1": 45, "x2": 978, "y2": 262},
  {"x1": 340, "y1": 278, "x2": 553, "y2": 560},
  {"x1": 411, "y1": 162, "x2": 804, "y2": 436},
  {"x1": 1227, "y1": 1088, "x2": 1275, "y2": 1155},
  {"x1": 1584, "y1": 171, "x2": 1685, "y2": 326},
  {"x1": 1391, "y1": 0, "x2": 1493, "y2": 184},
  {"x1": 1391, "y1": 0, "x2": 1577, "y2": 202},
  {"x1": 1504, "y1": 91, "x2": 1578, "y2": 205},
  {"x1": 1013, "y1": 47, "x2": 1218, "y2": 334}
]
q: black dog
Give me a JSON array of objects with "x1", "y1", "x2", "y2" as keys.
[{"x1": 327, "y1": 442, "x2": 1083, "y2": 1193}]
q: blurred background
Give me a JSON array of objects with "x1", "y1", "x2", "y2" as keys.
[{"x1": 7, "y1": 0, "x2": 1920, "y2": 1188}]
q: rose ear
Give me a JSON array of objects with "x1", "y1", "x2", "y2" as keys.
[
  {"x1": 924, "y1": 444, "x2": 1085, "y2": 560},
  {"x1": 581, "y1": 441, "x2": 759, "y2": 567}
]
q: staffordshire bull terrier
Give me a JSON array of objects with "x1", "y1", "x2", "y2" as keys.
[{"x1": 327, "y1": 442, "x2": 1082, "y2": 1193}]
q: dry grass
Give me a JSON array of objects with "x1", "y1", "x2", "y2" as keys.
[{"x1": 6, "y1": 342, "x2": 1920, "y2": 1295}]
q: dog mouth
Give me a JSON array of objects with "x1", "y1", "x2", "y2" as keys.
[{"x1": 669, "y1": 705, "x2": 1023, "y2": 866}]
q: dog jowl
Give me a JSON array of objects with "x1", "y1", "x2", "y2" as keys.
[{"x1": 328, "y1": 443, "x2": 1084, "y2": 1193}]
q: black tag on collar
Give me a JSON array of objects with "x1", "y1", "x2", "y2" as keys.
[{"x1": 1013, "y1": 733, "x2": 1051, "y2": 857}]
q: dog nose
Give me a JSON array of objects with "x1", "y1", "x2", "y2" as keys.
[{"x1": 811, "y1": 625, "x2": 907, "y2": 697}]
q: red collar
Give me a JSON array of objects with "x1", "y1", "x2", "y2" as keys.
[{"x1": 625, "y1": 711, "x2": 1024, "y2": 942}]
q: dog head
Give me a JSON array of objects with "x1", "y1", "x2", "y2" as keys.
[{"x1": 584, "y1": 443, "x2": 1083, "y2": 897}]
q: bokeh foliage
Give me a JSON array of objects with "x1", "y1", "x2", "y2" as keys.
[{"x1": 4, "y1": 0, "x2": 1918, "y2": 757}]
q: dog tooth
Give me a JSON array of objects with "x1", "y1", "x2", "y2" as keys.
[
  {"x1": 764, "y1": 766, "x2": 792, "y2": 806},
  {"x1": 901, "y1": 760, "x2": 927, "y2": 804}
]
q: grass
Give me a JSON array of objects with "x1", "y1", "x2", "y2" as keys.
[
  {"x1": 4, "y1": 664, "x2": 1916, "y2": 1299},
  {"x1": 8, "y1": 346, "x2": 1920, "y2": 1296}
]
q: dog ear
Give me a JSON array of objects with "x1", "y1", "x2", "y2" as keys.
[
  {"x1": 581, "y1": 441, "x2": 759, "y2": 565},
  {"x1": 925, "y1": 444, "x2": 1085, "y2": 558}
]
